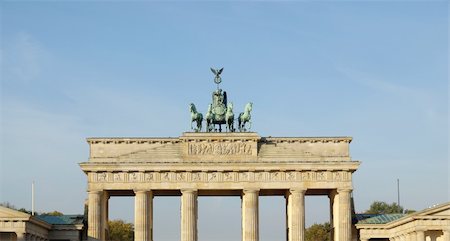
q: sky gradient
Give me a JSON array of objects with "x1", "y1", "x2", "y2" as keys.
[{"x1": 1, "y1": 1, "x2": 448, "y2": 241}]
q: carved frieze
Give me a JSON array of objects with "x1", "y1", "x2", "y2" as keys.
[
  {"x1": 92, "y1": 170, "x2": 350, "y2": 183},
  {"x1": 180, "y1": 132, "x2": 260, "y2": 161},
  {"x1": 188, "y1": 142, "x2": 252, "y2": 156}
]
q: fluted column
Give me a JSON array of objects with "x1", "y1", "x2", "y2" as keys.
[
  {"x1": 329, "y1": 190, "x2": 337, "y2": 241},
  {"x1": 102, "y1": 192, "x2": 109, "y2": 241},
  {"x1": 416, "y1": 230, "x2": 425, "y2": 241},
  {"x1": 287, "y1": 188, "x2": 306, "y2": 241},
  {"x1": 337, "y1": 188, "x2": 351, "y2": 241},
  {"x1": 134, "y1": 190, "x2": 153, "y2": 241},
  {"x1": 181, "y1": 189, "x2": 198, "y2": 241},
  {"x1": 16, "y1": 233, "x2": 25, "y2": 241},
  {"x1": 443, "y1": 230, "x2": 450, "y2": 241},
  {"x1": 242, "y1": 188, "x2": 259, "y2": 241},
  {"x1": 88, "y1": 190, "x2": 102, "y2": 241},
  {"x1": 408, "y1": 232, "x2": 416, "y2": 241}
]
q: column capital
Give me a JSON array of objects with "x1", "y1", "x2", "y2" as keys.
[
  {"x1": 134, "y1": 189, "x2": 152, "y2": 194},
  {"x1": 88, "y1": 190, "x2": 103, "y2": 195},
  {"x1": 243, "y1": 188, "x2": 260, "y2": 194},
  {"x1": 289, "y1": 188, "x2": 307, "y2": 194},
  {"x1": 181, "y1": 189, "x2": 198, "y2": 194},
  {"x1": 337, "y1": 188, "x2": 352, "y2": 193}
]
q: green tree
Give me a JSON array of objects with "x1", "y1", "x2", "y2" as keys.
[
  {"x1": 108, "y1": 219, "x2": 134, "y2": 241},
  {"x1": 305, "y1": 222, "x2": 331, "y2": 241},
  {"x1": 41, "y1": 211, "x2": 63, "y2": 216},
  {"x1": 18, "y1": 208, "x2": 33, "y2": 215},
  {"x1": 0, "y1": 202, "x2": 37, "y2": 215},
  {"x1": 365, "y1": 201, "x2": 404, "y2": 214}
]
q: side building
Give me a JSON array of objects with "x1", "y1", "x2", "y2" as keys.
[
  {"x1": 0, "y1": 206, "x2": 86, "y2": 241},
  {"x1": 356, "y1": 202, "x2": 450, "y2": 241}
]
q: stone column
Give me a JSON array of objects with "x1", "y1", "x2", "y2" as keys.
[
  {"x1": 135, "y1": 190, "x2": 153, "y2": 241},
  {"x1": 16, "y1": 233, "x2": 25, "y2": 241},
  {"x1": 181, "y1": 189, "x2": 198, "y2": 241},
  {"x1": 287, "y1": 188, "x2": 306, "y2": 241},
  {"x1": 102, "y1": 191, "x2": 109, "y2": 241},
  {"x1": 337, "y1": 188, "x2": 351, "y2": 241},
  {"x1": 329, "y1": 190, "x2": 339, "y2": 241},
  {"x1": 242, "y1": 188, "x2": 259, "y2": 241},
  {"x1": 88, "y1": 190, "x2": 102, "y2": 241},
  {"x1": 442, "y1": 230, "x2": 450, "y2": 241},
  {"x1": 416, "y1": 231, "x2": 425, "y2": 241}
]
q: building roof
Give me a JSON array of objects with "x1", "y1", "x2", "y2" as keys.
[
  {"x1": 357, "y1": 214, "x2": 406, "y2": 224},
  {"x1": 36, "y1": 215, "x2": 84, "y2": 225}
]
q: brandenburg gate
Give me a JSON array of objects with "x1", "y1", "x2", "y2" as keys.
[
  {"x1": 80, "y1": 133, "x2": 359, "y2": 241},
  {"x1": 79, "y1": 69, "x2": 360, "y2": 241}
]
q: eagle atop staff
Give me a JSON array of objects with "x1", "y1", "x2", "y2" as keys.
[{"x1": 210, "y1": 67, "x2": 224, "y2": 85}]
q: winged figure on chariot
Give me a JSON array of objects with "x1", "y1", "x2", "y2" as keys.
[{"x1": 190, "y1": 67, "x2": 252, "y2": 132}]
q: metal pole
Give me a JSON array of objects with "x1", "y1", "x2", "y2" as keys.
[
  {"x1": 32, "y1": 181, "x2": 35, "y2": 216},
  {"x1": 397, "y1": 178, "x2": 400, "y2": 207}
]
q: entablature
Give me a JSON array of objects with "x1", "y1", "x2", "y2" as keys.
[{"x1": 86, "y1": 133, "x2": 354, "y2": 163}]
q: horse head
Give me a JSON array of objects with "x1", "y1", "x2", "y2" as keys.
[
  {"x1": 246, "y1": 102, "x2": 253, "y2": 113},
  {"x1": 227, "y1": 102, "x2": 234, "y2": 114},
  {"x1": 189, "y1": 103, "x2": 196, "y2": 113}
]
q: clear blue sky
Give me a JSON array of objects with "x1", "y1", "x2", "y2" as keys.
[{"x1": 1, "y1": 1, "x2": 448, "y2": 241}]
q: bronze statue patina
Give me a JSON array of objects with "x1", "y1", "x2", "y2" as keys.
[
  {"x1": 225, "y1": 102, "x2": 235, "y2": 132},
  {"x1": 205, "y1": 67, "x2": 228, "y2": 132},
  {"x1": 188, "y1": 68, "x2": 253, "y2": 132},
  {"x1": 189, "y1": 103, "x2": 203, "y2": 132},
  {"x1": 210, "y1": 67, "x2": 224, "y2": 85},
  {"x1": 238, "y1": 102, "x2": 253, "y2": 132},
  {"x1": 208, "y1": 88, "x2": 227, "y2": 132},
  {"x1": 205, "y1": 104, "x2": 214, "y2": 132}
]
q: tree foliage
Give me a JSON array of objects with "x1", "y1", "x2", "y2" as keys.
[
  {"x1": 41, "y1": 211, "x2": 63, "y2": 216},
  {"x1": 0, "y1": 202, "x2": 36, "y2": 215},
  {"x1": 305, "y1": 222, "x2": 331, "y2": 241},
  {"x1": 365, "y1": 201, "x2": 404, "y2": 214},
  {"x1": 108, "y1": 219, "x2": 134, "y2": 241}
]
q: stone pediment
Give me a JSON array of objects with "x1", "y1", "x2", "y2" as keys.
[
  {"x1": 0, "y1": 206, "x2": 30, "y2": 220},
  {"x1": 414, "y1": 202, "x2": 450, "y2": 218}
]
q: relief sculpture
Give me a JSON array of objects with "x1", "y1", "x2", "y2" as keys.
[
  {"x1": 94, "y1": 170, "x2": 350, "y2": 183},
  {"x1": 188, "y1": 142, "x2": 252, "y2": 156}
]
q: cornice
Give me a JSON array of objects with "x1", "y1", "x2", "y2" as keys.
[
  {"x1": 86, "y1": 136, "x2": 352, "y2": 145},
  {"x1": 79, "y1": 161, "x2": 360, "y2": 172}
]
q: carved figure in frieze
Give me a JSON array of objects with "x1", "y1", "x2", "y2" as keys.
[
  {"x1": 114, "y1": 173, "x2": 122, "y2": 182},
  {"x1": 224, "y1": 172, "x2": 233, "y2": 181},
  {"x1": 192, "y1": 172, "x2": 201, "y2": 181},
  {"x1": 333, "y1": 172, "x2": 341, "y2": 181},
  {"x1": 317, "y1": 172, "x2": 326, "y2": 181},
  {"x1": 97, "y1": 173, "x2": 107, "y2": 182},
  {"x1": 130, "y1": 172, "x2": 139, "y2": 182},
  {"x1": 145, "y1": 173, "x2": 154, "y2": 181},
  {"x1": 255, "y1": 172, "x2": 264, "y2": 181},
  {"x1": 177, "y1": 173, "x2": 185, "y2": 181},
  {"x1": 162, "y1": 172, "x2": 170, "y2": 181},
  {"x1": 240, "y1": 172, "x2": 249, "y2": 181},
  {"x1": 208, "y1": 173, "x2": 217, "y2": 181},
  {"x1": 287, "y1": 172, "x2": 295, "y2": 181}
]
